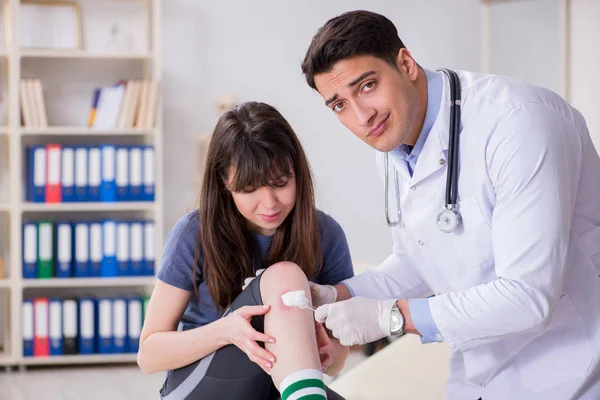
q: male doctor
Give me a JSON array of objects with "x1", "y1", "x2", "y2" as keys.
[{"x1": 302, "y1": 10, "x2": 600, "y2": 400}]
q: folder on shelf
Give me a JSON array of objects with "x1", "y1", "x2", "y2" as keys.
[
  {"x1": 49, "y1": 299, "x2": 63, "y2": 356},
  {"x1": 45, "y1": 144, "x2": 62, "y2": 203},
  {"x1": 144, "y1": 81, "x2": 159, "y2": 129},
  {"x1": 33, "y1": 79, "x2": 48, "y2": 128},
  {"x1": 133, "y1": 80, "x2": 147, "y2": 129},
  {"x1": 116, "y1": 222, "x2": 130, "y2": 276},
  {"x1": 142, "y1": 146, "x2": 155, "y2": 202},
  {"x1": 102, "y1": 220, "x2": 117, "y2": 277},
  {"x1": 37, "y1": 222, "x2": 53, "y2": 279},
  {"x1": 88, "y1": 147, "x2": 102, "y2": 202},
  {"x1": 74, "y1": 222, "x2": 90, "y2": 278},
  {"x1": 26, "y1": 146, "x2": 46, "y2": 203},
  {"x1": 74, "y1": 147, "x2": 89, "y2": 202},
  {"x1": 143, "y1": 221, "x2": 155, "y2": 276},
  {"x1": 33, "y1": 297, "x2": 49, "y2": 357},
  {"x1": 55, "y1": 222, "x2": 73, "y2": 278},
  {"x1": 116, "y1": 147, "x2": 129, "y2": 201},
  {"x1": 127, "y1": 298, "x2": 142, "y2": 353},
  {"x1": 61, "y1": 147, "x2": 75, "y2": 202},
  {"x1": 22, "y1": 300, "x2": 34, "y2": 357},
  {"x1": 113, "y1": 299, "x2": 127, "y2": 353},
  {"x1": 93, "y1": 84, "x2": 125, "y2": 130},
  {"x1": 100, "y1": 145, "x2": 116, "y2": 202},
  {"x1": 62, "y1": 299, "x2": 78, "y2": 355},
  {"x1": 79, "y1": 298, "x2": 95, "y2": 355},
  {"x1": 89, "y1": 222, "x2": 103, "y2": 277},
  {"x1": 130, "y1": 222, "x2": 144, "y2": 276},
  {"x1": 97, "y1": 298, "x2": 113, "y2": 354},
  {"x1": 22, "y1": 222, "x2": 38, "y2": 279},
  {"x1": 129, "y1": 147, "x2": 142, "y2": 201}
]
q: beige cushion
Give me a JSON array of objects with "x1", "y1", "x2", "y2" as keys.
[{"x1": 330, "y1": 335, "x2": 451, "y2": 400}]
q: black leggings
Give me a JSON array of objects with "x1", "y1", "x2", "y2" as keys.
[{"x1": 160, "y1": 274, "x2": 345, "y2": 400}]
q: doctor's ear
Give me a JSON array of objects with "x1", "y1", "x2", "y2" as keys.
[{"x1": 395, "y1": 48, "x2": 419, "y2": 82}]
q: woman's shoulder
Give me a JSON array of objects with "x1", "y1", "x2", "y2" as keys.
[
  {"x1": 315, "y1": 209, "x2": 347, "y2": 242},
  {"x1": 168, "y1": 209, "x2": 201, "y2": 241}
]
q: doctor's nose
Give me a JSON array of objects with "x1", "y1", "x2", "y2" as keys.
[{"x1": 354, "y1": 102, "x2": 377, "y2": 127}]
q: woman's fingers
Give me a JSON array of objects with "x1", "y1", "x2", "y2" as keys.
[
  {"x1": 238, "y1": 304, "x2": 271, "y2": 319},
  {"x1": 251, "y1": 330, "x2": 276, "y2": 345},
  {"x1": 245, "y1": 340, "x2": 276, "y2": 372}
]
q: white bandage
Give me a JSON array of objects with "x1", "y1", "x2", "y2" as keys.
[{"x1": 281, "y1": 290, "x2": 311, "y2": 309}]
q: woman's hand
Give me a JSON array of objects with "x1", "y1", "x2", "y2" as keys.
[
  {"x1": 223, "y1": 305, "x2": 277, "y2": 374},
  {"x1": 315, "y1": 321, "x2": 333, "y2": 373}
]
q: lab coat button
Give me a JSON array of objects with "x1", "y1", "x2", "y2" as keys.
[
  {"x1": 410, "y1": 186, "x2": 416, "y2": 191},
  {"x1": 418, "y1": 240, "x2": 424, "y2": 246},
  {"x1": 480, "y1": 383, "x2": 486, "y2": 388},
  {"x1": 439, "y1": 159, "x2": 446, "y2": 165}
]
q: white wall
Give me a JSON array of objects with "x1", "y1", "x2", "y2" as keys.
[{"x1": 161, "y1": 1, "x2": 482, "y2": 264}]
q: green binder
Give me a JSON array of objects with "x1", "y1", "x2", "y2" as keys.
[{"x1": 37, "y1": 221, "x2": 53, "y2": 279}]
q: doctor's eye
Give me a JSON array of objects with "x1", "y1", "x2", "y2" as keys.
[
  {"x1": 332, "y1": 102, "x2": 345, "y2": 112},
  {"x1": 362, "y1": 81, "x2": 376, "y2": 92}
]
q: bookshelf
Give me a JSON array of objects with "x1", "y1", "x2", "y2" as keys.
[{"x1": 1, "y1": 0, "x2": 163, "y2": 367}]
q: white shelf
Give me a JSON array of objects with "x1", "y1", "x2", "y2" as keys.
[
  {"x1": 21, "y1": 353, "x2": 138, "y2": 366},
  {"x1": 0, "y1": 203, "x2": 8, "y2": 212},
  {"x1": 0, "y1": 280, "x2": 11, "y2": 288},
  {"x1": 21, "y1": 202, "x2": 156, "y2": 212},
  {"x1": 20, "y1": 50, "x2": 153, "y2": 60},
  {"x1": 20, "y1": 127, "x2": 157, "y2": 136},
  {"x1": 0, "y1": 355, "x2": 14, "y2": 366},
  {"x1": 23, "y1": 277, "x2": 156, "y2": 288}
]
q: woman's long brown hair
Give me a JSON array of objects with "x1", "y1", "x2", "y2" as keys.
[{"x1": 196, "y1": 102, "x2": 322, "y2": 310}]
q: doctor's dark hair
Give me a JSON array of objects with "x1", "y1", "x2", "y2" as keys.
[
  {"x1": 196, "y1": 101, "x2": 322, "y2": 310},
  {"x1": 301, "y1": 10, "x2": 406, "y2": 90}
]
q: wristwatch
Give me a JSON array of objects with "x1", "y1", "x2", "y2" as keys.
[{"x1": 389, "y1": 303, "x2": 405, "y2": 336}]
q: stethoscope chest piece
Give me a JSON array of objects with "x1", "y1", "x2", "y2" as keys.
[{"x1": 437, "y1": 206, "x2": 461, "y2": 233}]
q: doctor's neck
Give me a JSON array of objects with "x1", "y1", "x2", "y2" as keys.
[{"x1": 402, "y1": 66, "x2": 429, "y2": 147}]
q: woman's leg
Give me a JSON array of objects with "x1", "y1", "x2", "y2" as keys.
[{"x1": 260, "y1": 262, "x2": 330, "y2": 399}]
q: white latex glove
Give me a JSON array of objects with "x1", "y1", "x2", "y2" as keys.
[
  {"x1": 314, "y1": 297, "x2": 397, "y2": 346},
  {"x1": 309, "y1": 282, "x2": 337, "y2": 307},
  {"x1": 242, "y1": 268, "x2": 265, "y2": 290}
]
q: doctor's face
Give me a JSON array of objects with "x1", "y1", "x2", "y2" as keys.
[{"x1": 313, "y1": 52, "x2": 424, "y2": 152}]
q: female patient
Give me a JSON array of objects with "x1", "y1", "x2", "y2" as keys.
[{"x1": 138, "y1": 102, "x2": 353, "y2": 399}]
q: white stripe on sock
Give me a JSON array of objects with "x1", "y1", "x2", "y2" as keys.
[
  {"x1": 287, "y1": 387, "x2": 327, "y2": 400},
  {"x1": 280, "y1": 368, "x2": 324, "y2": 394}
]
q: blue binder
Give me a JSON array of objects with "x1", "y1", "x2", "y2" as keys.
[
  {"x1": 73, "y1": 222, "x2": 90, "y2": 277},
  {"x1": 88, "y1": 147, "x2": 102, "y2": 202},
  {"x1": 101, "y1": 220, "x2": 117, "y2": 277},
  {"x1": 115, "y1": 147, "x2": 130, "y2": 201},
  {"x1": 22, "y1": 222, "x2": 38, "y2": 279},
  {"x1": 100, "y1": 145, "x2": 116, "y2": 202},
  {"x1": 61, "y1": 147, "x2": 75, "y2": 202},
  {"x1": 129, "y1": 222, "x2": 144, "y2": 276},
  {"x1": 143, "y1": 221, "x2": 155, "y2": 276},
  {"x1": 49, "y1": 299, "x2": 63, "y2": 356},
  {"x1": 26, "y1": 146, "x2": 46, "y2": 203},
  {"x1": 116, "y1": 222, "x2": 130, "y2": 276},
  {"x1": 129, "y1": 147, "x2": 142, "y2": 201},
  {"x1": 78, "y1": 298, "x2": 95, "y2": 354},
  {"x1": 142, "y1": 146, "x2": 155, "y2": 201},
  {"x1": 55, "y1": 222, "x2": 73, "y2": 278},
  {"x1": 127, "y1": 298, "x2": 142, "y2": 353},
  {"x1": 89, "y1": 222, "x2": 103, "y2": 277},
  {"x1": 113, "y1": 299, "x2": 127, "y2": 353},
  {"x1": 97, "y1": 298, "x2": 114, "y2": 354},
  {"x1": 74, "y1": 147, "x2": 89, "y2": 202},
  {"x1": 22, "y1": 300, "x2": 34, "y2": 357}
]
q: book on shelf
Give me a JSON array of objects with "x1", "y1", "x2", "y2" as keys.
[
  {"x1": 88, "y1": 79, "x2": 159, "y2": 130},
  {"x1": 20, "y1": 78, "x2": 48, "y2": 128}
]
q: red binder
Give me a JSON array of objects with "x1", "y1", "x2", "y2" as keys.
[
  {"x1": 45, "y1": 144, "x2": 62, "y2": 203},
  {"x1": 33, "y1": 297, "x2": 50, "y2": 357}
]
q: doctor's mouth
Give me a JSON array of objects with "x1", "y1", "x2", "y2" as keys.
[{"x1": 367, "y1": 113, "x2": 390, "y2": 138}]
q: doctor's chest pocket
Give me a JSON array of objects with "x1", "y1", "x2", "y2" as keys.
[{"x1": 444, "y1": 197, "x2": 494, "y2": 268}]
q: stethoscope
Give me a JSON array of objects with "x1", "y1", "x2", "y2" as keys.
[{"x1": 384, "y1": 68, "x2": 462, "y2": 233}]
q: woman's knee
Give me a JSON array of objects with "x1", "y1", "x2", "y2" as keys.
[{"x1": 260, "y1": 262, "x2": 309, "y2": 298}]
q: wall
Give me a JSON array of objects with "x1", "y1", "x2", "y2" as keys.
[{"x1": 161, "y1": 0, "x2": 482, "y2": 264}]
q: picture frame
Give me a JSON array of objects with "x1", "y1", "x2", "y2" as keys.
[{"x1": 19, "y1": 1, "x2": 82, "y2": 51}]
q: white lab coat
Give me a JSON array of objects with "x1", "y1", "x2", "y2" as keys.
[{"x1": 343, "y1": 70, "x2": 600, "y2": 400}]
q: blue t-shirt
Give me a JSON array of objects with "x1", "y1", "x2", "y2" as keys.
[{"x1": 157, "y1": 209, "x2": 354, "y2": 330}]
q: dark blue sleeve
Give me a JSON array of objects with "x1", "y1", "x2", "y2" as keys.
[
  {"x1": 315, "y1": 211, "x2": 354, "y2": 285},
  {"x1": 156, "y1": 210, "x2": 201, "y2": 292}
]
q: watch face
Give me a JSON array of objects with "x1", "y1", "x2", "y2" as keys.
[{"x1": 390, "y1": 311, "x2": 403, "y2": 334}]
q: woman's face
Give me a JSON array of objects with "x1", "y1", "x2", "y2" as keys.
[{"x1": 226, "y1": 169, "x2": 297, "y2": 236}]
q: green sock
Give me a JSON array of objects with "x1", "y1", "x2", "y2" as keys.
[{"x1": 280, "y1": 369, "x2": 327, "y2": 400}]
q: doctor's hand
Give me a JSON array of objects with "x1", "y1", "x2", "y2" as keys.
[
  {"x1": 309, "y1": 282, "x2": 337, "y2": 307},
  {"x1": 314, "y1": 297, "x2": 397, "y2": 346}
]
